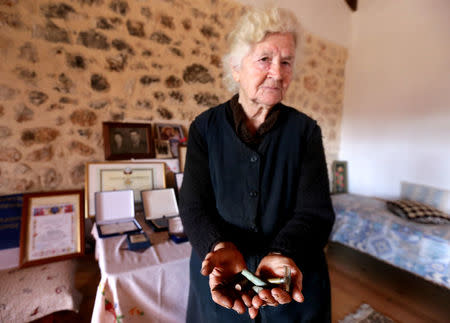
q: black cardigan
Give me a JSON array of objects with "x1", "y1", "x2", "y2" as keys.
[
  {"x1": 179, "y1": 98, "x2": 335, "y2": 323},
  {"x1": 179, "y1": 99, "x2": 335, "y2": 267}
]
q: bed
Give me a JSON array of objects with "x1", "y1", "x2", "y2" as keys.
[{"x1": 330, "y1": 191, "x2": 450, "y2": 289}]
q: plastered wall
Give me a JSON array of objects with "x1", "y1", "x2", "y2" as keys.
[
  {"x1": 0, "y1": 0, "x2": 347, "y2": 195},
  {"x1": 340, "y1": 0, "x2": 450, "y2": 197}
]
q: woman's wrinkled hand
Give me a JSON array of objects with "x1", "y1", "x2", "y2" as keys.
[
  {"x1": 200, "y1": 242, "x2": 248, "y2": 315},
  {"x1": 249, "y1": 253, "x2": 304, "y2": 317}
]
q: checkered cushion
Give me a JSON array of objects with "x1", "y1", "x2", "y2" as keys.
[
  {"x1": 387, "y1": 199, "x2": 450, "y2": 224},
  {"x1": 401, "y1": 182, "x2": 450, "y2": 213}
]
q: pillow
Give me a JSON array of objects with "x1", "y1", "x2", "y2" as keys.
[
  {"x1": 400, "y1": 182, "x2": 450, "y2": 214},
  {"x1": 386, "y1": 199, "x2": 450, "y2": 224}
]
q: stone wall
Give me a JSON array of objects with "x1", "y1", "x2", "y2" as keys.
[{"x1": 0, "y1": 0, "x2": 347, "y2": 195}]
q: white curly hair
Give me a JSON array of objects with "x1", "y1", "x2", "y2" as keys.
[{"x1": 222, "y1": 7, "x2": 302, "y2": 93}]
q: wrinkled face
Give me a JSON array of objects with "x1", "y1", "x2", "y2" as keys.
[
  {"x1": 232, "y1": 32, "x2": 296, "y2": 109},
  {"x1": 130, "y1": 131, "x2": 140, "y2": 144},
  {"x1": 114, "y1": 133, "x2": 122, "y2": 146}
]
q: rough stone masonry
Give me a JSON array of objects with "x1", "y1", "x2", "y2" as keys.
[{"x1": 0, "y1": 0, "x2": 347, "y2": 194}]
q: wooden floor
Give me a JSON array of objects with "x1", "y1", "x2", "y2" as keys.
[
  {"x1": 35, "y1": 242, "x2": 450, "y2": 323},
  {"x1": 327, "y1": 242, "x2": 450, "y2": 322}
]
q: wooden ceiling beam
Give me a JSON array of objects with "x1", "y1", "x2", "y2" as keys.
[{"x1": 345, "y1": 0, "x2": 357, "y2": 11}]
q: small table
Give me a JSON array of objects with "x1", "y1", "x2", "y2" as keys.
[{"x1": 91, "y1": 218, "x2": 191, "y2": 323}]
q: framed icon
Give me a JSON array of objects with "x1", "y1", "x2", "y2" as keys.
[{"x1": 332, "y1": 160, "x2": 348, "y2": 194}]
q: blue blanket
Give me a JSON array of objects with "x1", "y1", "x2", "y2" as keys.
[{"x1": 331, "y1": 193, "x2": 450, "y2": 289}]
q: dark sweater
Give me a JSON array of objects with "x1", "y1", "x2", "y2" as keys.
[
  {"x1": 179, "y1": 98, "x2": 334, "y2": 322},
  {"x1": 179, "y1": 97, "x2": 335, "y2": 262},
  {"x1": 179, "y1": 98, "x2": 335, "y2": 322}
]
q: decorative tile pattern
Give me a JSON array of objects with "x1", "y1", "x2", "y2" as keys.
[{"x1": 331, "y1": 193, "x2": 450, "y2": 289}]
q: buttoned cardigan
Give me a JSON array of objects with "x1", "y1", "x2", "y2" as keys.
[{"x1": 179, "y1": 98, "x2": 335, "y2": 322}]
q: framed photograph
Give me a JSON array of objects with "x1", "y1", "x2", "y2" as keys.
[
  {"x1": 154, "y1": 139, "x2": 172, "y2": 159},
  {"x1": 155, "y1": 123, "x2": 185, "y2": 157},
  {"x1": 103, "y1": 122, "x2": 154, "y2": 160},
  {"x1": 155, "y1": 123, "x2": 185, "y2": 141},
  {"x1": 20, "y1": 190, "x2": 84, "y2": 267},
  {"x1": 332, "y1": 160, "x2": 348, "y2": 194},
  {"x1": 85, "y1": 162, "x2": 166, "y2": 218},
  {"x1": 179, "y1": 145, "x2": 187, "y2": 173}
]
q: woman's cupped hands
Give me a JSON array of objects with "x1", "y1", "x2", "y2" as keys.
[{"x1": 200, "y1": 243, "x2": 304, "y2": 319}]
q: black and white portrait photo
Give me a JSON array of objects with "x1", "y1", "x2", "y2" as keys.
[{"x1": 103, "y1": 122, "x2": 153, "y2": 160}]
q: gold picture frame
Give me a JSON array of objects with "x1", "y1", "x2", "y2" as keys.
[
  {"x1": 85, "y1": 161, "x2": 166, "y2": 218},
  {"x1": 20, "y1": 190, "x2": 85, "y2": 267}
]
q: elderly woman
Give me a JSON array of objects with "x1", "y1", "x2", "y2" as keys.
[{"x1": 179, "y1": 7, "x2": 335, "y2": 323}]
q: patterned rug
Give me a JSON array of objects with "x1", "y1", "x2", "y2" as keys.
[{"x1": 339, "y1": 304, "x2": 395, "y2": 323}]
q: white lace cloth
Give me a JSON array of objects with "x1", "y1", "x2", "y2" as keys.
[{"x1": 0, "y1": 259, "x2": 81, "y2": 322}]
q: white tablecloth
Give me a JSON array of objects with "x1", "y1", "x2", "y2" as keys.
[{"x1": 91, "y1": 220, "x2": 191, "y2": 323}]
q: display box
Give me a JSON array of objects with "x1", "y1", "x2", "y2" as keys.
[
  {"x1": 168, "y1": 216, "x2": 188, "y2": 244},
  {"x1": 95, "y1": 190, "x2": 142, "y2": 238},
  {"x1": 126, "y1": 231, "x2": 151, "y2": 251},
  {"x1": 141, "y1": 188, "x2": 178, "y2": 232}
]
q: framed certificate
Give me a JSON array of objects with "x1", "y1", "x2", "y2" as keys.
[
  {"x1": 20, "y1": 190, "x2": 84, "y2": 267},
  {"x1": 85, "y1": 162, "x2": 166, "y2": 218},
  {"x1": 100, "y1": 168, "x2": 154, "y2": 201}
]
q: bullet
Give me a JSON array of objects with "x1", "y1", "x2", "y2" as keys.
[{"x1": 267, "y1": 277, "x2": 286, "y2": 284}]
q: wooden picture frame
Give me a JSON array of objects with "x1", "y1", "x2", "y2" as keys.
[
  {"x1": 85, "y1": 162, "x2": 166, "y2": 218},
  {"x1": 154, "y1": 123, "x2": 185, "y2": 157},
  {"x1": 20, "y1": 190, "x2": 84, "y2": 267},
  {"x1": 154, "y1": 123, "x2": 185, "y2": 141},
  {"x1": 154, "y1": 139, "x2": 172, "y2": 159},
  {"x1": 103, "y1": 122, "x2": 154, "y2": 160},
  {"x1": 179, "y1": 145, "x2": 187, "y2": 173},
  {"x1": 332, "y1": 160, "x2": 348, "y2": 194}
]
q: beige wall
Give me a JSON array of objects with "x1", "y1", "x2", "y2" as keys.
[
  {"x1": 340, "y1": 0, "x2": 450, "y2": 197},
  {"x1": 0, "y1": 0, "x2": 347, "y2": 195},
  {"x1": 237, "y1": 0, "x2": 352, "y2": 47}
]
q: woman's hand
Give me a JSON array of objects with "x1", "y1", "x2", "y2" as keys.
[
  {"x1": 250, "y1": 253, "x2": 304, "y2": 317},
  {"x1": 200, "y1": 242, "x2": 248, "y2": 314}
]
